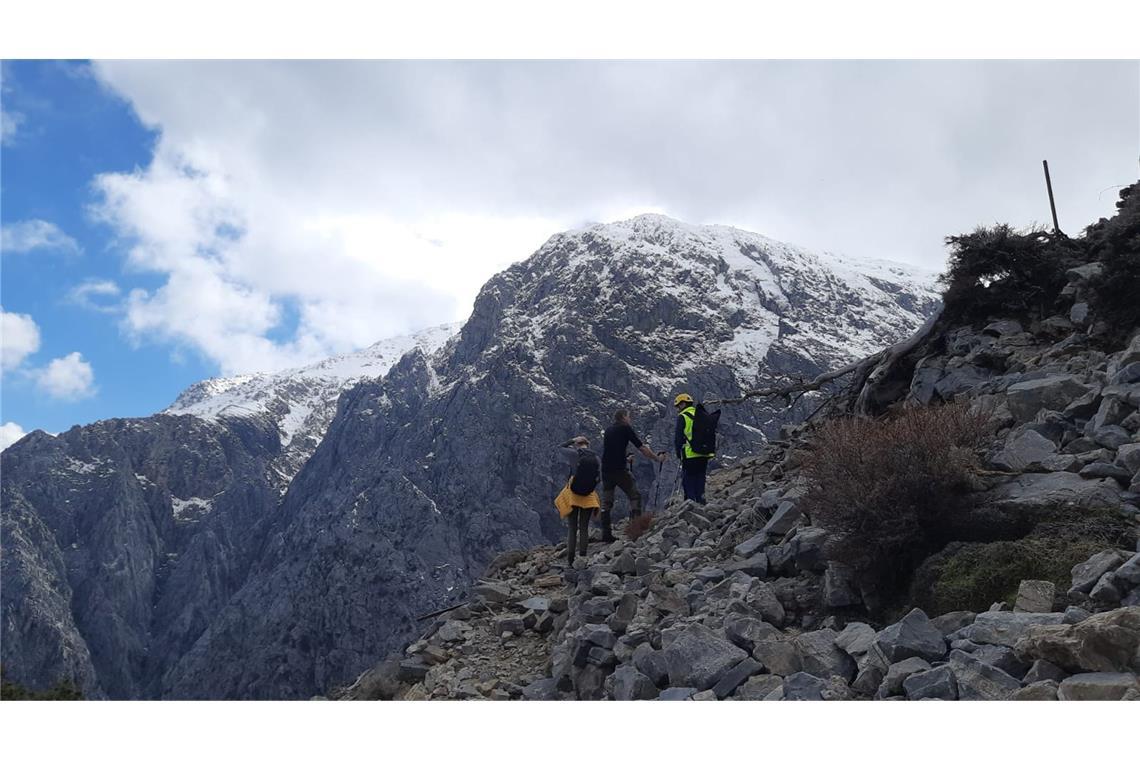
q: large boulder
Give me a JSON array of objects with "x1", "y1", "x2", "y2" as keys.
[
  {"x1": 1013, "y1": 607, "x2": 1140, "y2": 673},
  {"x1": 740, "y1": 581, "x2": 785, "y2": 627},
  {"x1": 876, "y1": 657, "x2": 930, "y2": 699},
  {"x1": 631, "y1": 643, "x2": 669, "y2": 687},
  {"x1": 1011, "y1": 680, "x2": 1060, "y2": 700},
  {"x1": 1057, "y1": 672, "x2": 1140, "y2": 701},
  {"x1": 660, "y1": 624, "x2": 748, "y2": 691},
  {"x1": 782, "y1": 671, "x2": 825, "y2": 701},
  {"x1": 722, "y1": 613, "x2": 779, "y2": 654},
  {"x1": 1114, "y1": 553, "x2": 1140, "y2": 586},
  {"x1": 993, "y1": 429, "x2": 1057, "y2": 472},
  {"x1": 610, "y1": 665, "x2": 660, "y2": 701},
  {"x1": 947, "y1": 650, "x2": 1022, "y2": 700},
  {"x1": 1068, "y1": 549, "x2": 1129, "y2": 595},
  {"x1": 876, "y1": 608, "x2": 947, "y2": 664},
  {"x1": 954, "y1": 611, "x2": 1066, "y2": 647},
  {"x1": 735, "y1": 674, "x2": 784, "y2": 701},
  {"x1": 1006, "y1": 376, "x2": 1092, "y2": 422},
  {"x1": 762, "y1": 501, "x2": 802, "y2": 537},
  {"x1": 903, "y1": 664, "x2": 958, "y2": 700},
  {"x1": 985, "y1": 472, "x2": 1122, "y2": 511},
  {"x1": 751, "y1": 638, "x2": 803, "y2": 677},
  {"x1": 793, "y1": 629, "x2": 857, "y2": 682},
  {"x1": 1115, "y1": 443, "x2": 1140, "y2": 475}
]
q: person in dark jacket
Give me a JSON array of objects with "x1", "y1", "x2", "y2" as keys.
[
  {"x1": 600, "y1": 409, "x2": 666, "y2": 541},
  {"x1": 556, "y1": 436, "x2": 601, "y2": 562},
  {"x1": 674, "y1": 393, "x2": 713, "y2": 504}
]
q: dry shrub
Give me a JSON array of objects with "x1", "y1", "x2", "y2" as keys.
[
  {"x1": 625, "y1": 513, "x2": 655, "y2": 541},
  {"x1": 802, "y1": 402, "x2": 992, "y2": 604}
]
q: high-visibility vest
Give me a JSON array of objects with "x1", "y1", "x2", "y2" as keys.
[{"x1": 679, "y1": 406, "x2": 714, "y2": 460}]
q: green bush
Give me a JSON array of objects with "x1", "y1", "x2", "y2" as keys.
[
  {"x1": 938, "y1": 224, "x2": 1082, "y2": 323},
  {"x1": 0, "y1": 666, "x2": 83, "y2": 700},
  {"x1": 1085, "y1": 182, "x2": 1140, "y2": 340}
]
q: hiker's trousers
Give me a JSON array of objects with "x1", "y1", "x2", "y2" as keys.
[
  {"x1": 567, "y1": 506, "x2": 591, "y2": 558},
  {"x1": 681, "y1": 457, "x2": 709, "y2": 504},
  {"x1": 601, "y1": 469, "x2": 642, "y2": 519}
]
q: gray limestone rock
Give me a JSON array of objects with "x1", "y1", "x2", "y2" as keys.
[
  {"x1": 734, "y1": 674, "x2": 784, "y2": 701},
  {"x1": 782, "y1": 671, "x2": 825, "y2": 700},
  {"x1": 876, "y1": 608, "x2": 947, "y2": 664},
  {"x1": 1006, "y1": 375, "x2": 1092, "y2": 422},
  {"x1": 1069, "y1": 549, "x2": 1127, "y2": 595},
  {"x1": 903, "y1": 664, "x2": 958, "y2": 700},
  {"x1": 1014, "y1": 580, "x2": 1055, "y2": 613},
  {"x1": 948, "y1": 650, "x2": 1022, "y2": 700},
  {"x1": 611, "y1": 665, "x2": 660, "y2": 701},
  {"x1": 793, "y1": 629, "x2": 857, "y2": 682},
  {"x1": 660, "y1": 624, "x2": 748, "y2": 691},
  {"x1": 1057, "y1": 672, "x2": 1140, "y2": 701},
  {"x1": 993, "y1": 429, "x2": 1057, "y2": 471}
]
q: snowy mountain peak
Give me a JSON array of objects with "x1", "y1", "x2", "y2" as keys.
[{"x1": 164, "y1": 322, "x2": 463, "y2": 480}]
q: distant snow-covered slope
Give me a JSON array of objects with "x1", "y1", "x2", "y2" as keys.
[{"x1": 163, "y1": 322, "x2": 462, "y2": 482}]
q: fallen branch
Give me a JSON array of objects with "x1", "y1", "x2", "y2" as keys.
[
  {"x1": 707, "y1": 353, "x2": 883, "y2": 406},
  {"x1": 709, "y1": 304, "x2": 945, "y2": 414}
]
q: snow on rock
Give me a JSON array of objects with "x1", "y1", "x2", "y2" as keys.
[{"x1": 162, "y1": 322, "x2": 463, "y2": 481}]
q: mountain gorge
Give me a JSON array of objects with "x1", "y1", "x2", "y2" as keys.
[{"x1": 1, "y1": 215, "x2": 938, "y2": 698}]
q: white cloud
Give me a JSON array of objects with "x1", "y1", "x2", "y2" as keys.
[
  {"x1": 86, "y1": 61, "x2": 1138, "y2": 376},
  {"x1": 1, "y1": 309, "x2": 41, "y2": 372},
  {"x1": 0, "y1": 421, "x2": 27, "y2": 451},
  {"x1": 67, "y1": 278, "x2": 123, "y2": 312},
  {"x1": 36, "y1": 352, "x2": 96, "y2": 400},
  {"x1": 1, "y1": 107, "x2": 22, "y2": 146},
  {"x1": 1, "y1": 219, "x2": 81, "y2": 255}
]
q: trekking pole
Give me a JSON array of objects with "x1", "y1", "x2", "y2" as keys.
[{"x1": 649, "y1": 458, "x2": 663, "y2": 512}]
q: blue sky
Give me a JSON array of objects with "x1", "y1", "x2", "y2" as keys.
[
  {"x1": 1, "y1": 61, "x2": 216, "y2": 439},
  {"x1": 2, "y1": 60, "x2": 1136, "y2": 448}
]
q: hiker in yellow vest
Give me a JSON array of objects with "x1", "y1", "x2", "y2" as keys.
[
  {"x1": 555, "y1": 436, "x2": 601, "y2": 563},
  {"x1": 674, "y1": 393, "x2": 713, "y2": 504}
]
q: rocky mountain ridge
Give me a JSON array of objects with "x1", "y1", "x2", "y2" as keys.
[
  {"x1": 164, "y1": 322, "x2": 462, "y2": 484},
  {"x1": 2, "y1": 215, "x2": 940, "y2": 698}
]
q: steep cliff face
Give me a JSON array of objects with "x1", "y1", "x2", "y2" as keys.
[
  {"x1": 2, "y1": 215, "x2": 938, "y2": 699},
  {"x1": 0, "y1": 414, "x2": 281, "y2": 698}
]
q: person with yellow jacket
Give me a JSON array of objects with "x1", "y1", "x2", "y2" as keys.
[
  {"x1": 674, "y1": 393, "x2": 713, "y2": 504},
  {"x1": 554, "y1": 436, "x2": 601, "y2": 563}
]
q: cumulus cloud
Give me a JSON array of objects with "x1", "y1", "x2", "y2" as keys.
[
  {"x1": 35, "y1": 352, "x2": 96, "y2": 400},
  {"x1": 87, "y1": 60, "x2": 1138, "y2": 376},
  {"x1": 1, "y1": 308, "x2": 41, "y2": 371},
  {"x1": 1, "y1": 107, "x2": 22, "y2": 146},
  {"x1": 2, "y1": 219, "x2": 82, "y2": 255},
  {"x1": 67, "y1": 278, "x2": 123, "y2": 312},
  {"x1": 0, "y1": 421, "x2": 27, "y2": 451}
]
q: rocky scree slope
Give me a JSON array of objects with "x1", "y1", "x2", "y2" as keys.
[
  {"x1": 338, "y1": 195, "x2": 1140, "y2": 701},
  {"x1": 1, "y1": 215, "x2": 937, "y2": 699},
  {"x1": 340, "y1": 323, "x2": 1140, "y2": 702}
]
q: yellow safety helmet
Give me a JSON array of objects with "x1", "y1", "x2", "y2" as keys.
[{"x1": 674, "y1": 393, "x2": 694, "y2": 406}]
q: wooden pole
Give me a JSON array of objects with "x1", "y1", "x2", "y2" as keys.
[{"x1": 1043, "y1": 160, "x2": 1061, "y2": 234}]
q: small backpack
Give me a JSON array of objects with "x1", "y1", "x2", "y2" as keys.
[
  {"x1": 689, "y1": 403, "x2": 721, "y2": 456},
  {"x1": 569, "y1": 449, "x2": 600, "y2": 495}
]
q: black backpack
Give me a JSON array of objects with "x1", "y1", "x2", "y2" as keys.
[
  {"x1": 570, "y1": 449, "x2": 600, "y2": 495},
  {"x1": 689, "y1": 403, "x2": 721, "y2": 456}
]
